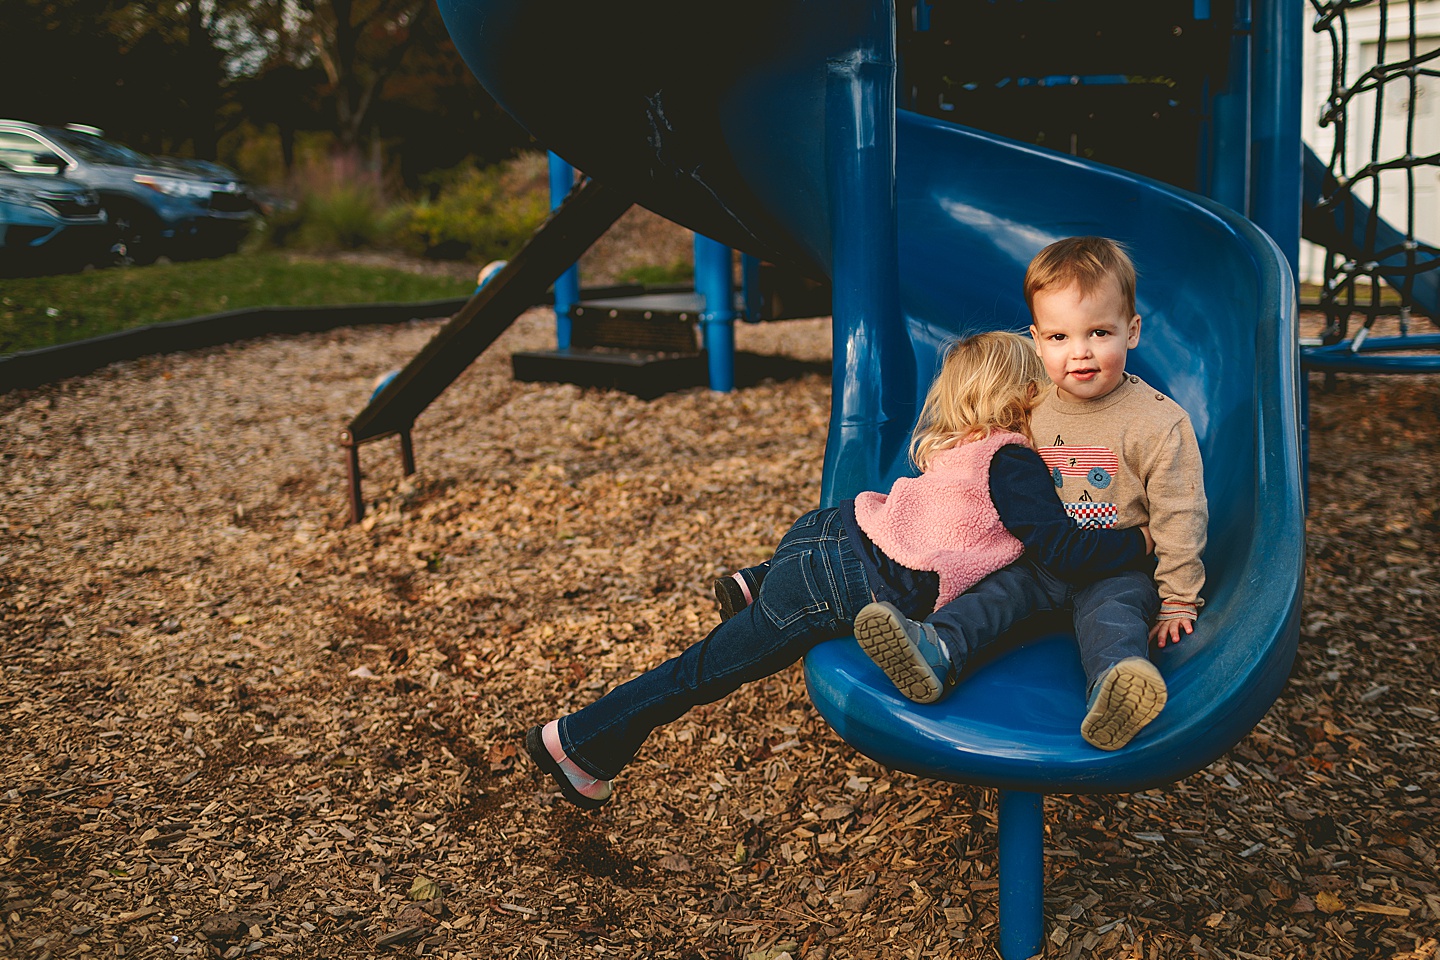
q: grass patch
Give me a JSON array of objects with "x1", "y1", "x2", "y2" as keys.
[
  {"x1": 0, "y1": 253, "x2": 471, "y2": 355},
  {"x1": 616, "y1": 260, "x2": 693, "y2": 286}
]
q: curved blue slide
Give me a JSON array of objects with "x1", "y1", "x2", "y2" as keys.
[
  {"x1": 809, "y1": 114, "x2": 1301, "y2": 794},
  {"x1": 437, "y1": 0, "x2": 1302, "y2": 909}
]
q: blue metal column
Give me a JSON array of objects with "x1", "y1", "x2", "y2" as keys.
[
  {"x1": 1203, "y1": 0, "x2": 1252, "y2": 213},
  {"x1": 1250, "y1": 0, "x2": 1302, "y2": 276},
  {"x1": 548, "y1": 152, "x2": 581, "y2": 348},
  {"x1": 998, "y1": 790, "x2": 1045, "y2": 960},
  {"x1": 820, "y1": 0, "x2": 914, "y2": 506},
  {"x1": 694, "y1": 235, "x2": 737, "y2": 392},
  {"x1": 740, "y1": 253, "x2": 763, "y2": 323},
  {"x1": 1250, "y1": 0, "x2": 1305, "y2": 494}
]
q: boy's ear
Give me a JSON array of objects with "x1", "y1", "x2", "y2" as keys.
[
  {"x1": 1028, "y1": 324, "x2": 1041, "y2": 349},
  {"x1": 1127, "y1": 314, "x2": 1142, "y2": 348}
]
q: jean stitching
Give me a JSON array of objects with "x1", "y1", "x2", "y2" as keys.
[{"x1": 760, "y1": 548, "x2": 829, "y2": 630}]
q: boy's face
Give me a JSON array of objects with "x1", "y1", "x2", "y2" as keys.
[{"x1": 1028, "y1": 276, "x2": 1141, "y2": 404}]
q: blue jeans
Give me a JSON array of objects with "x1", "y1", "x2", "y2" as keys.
[
  {"x1": 558, "y1": 508, "x2": 872, "y2": 780},
  {"x1": 927, "y1": 561, "x2": 1160, "y2": 694}
]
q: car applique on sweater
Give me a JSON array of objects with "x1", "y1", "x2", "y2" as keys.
[{"x1": 1038, "y1": 442, "x2": 1120, "y2": 529}]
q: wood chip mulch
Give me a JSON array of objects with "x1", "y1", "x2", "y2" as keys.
[{"x1": 1, "y1": 308, "x2": 1437, "y2": 960}]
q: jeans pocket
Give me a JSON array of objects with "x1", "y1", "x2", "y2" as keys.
[{"x1": 758, "y1": 549, "x2": 830, "y2": 633}]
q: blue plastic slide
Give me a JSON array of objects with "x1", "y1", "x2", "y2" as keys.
[
  {"x1": 806, "y1": 112, "x2": 1301, "y2": 795},
  {"x1": 435, "y1": 1, "x2": 1303, "y2": 952}
]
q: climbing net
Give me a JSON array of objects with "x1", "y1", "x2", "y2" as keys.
[{"x1": 1308, "y1": 0, "x2": 1440, "y2": 361}]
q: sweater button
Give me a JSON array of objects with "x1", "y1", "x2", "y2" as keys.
[
  {"x1": 1129, "y1": 375, "x2": 1139, "y2": 383},
  {"x1": 1156, "y1": 393, "x2": 1166, "y2": 401}
]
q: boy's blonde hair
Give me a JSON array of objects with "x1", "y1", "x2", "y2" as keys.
[
  {"x1": 1024, "y1": 236, "x2": 1137, "y2": 317},
  {"x1": 910, "y1": 331, "x2": 1047, "y2": 471}
]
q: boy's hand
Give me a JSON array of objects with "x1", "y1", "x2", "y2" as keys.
[
  {"x1": 1149, "y1": 616, "x2": 1194, "y2": 648},
  {"x1": 1139, "y1": 525, "x2": 1155, "y2": 554}
]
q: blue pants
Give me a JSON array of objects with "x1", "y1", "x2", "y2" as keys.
[
  {"x1": 558, "y1": 508, "x2": 871, "y2": 780},
  {"x1": 927, "y1": 560, "x2": 1161, "y2": 694}
]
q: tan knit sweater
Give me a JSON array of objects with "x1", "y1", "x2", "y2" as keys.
[{"x1": 1030, "y1": 375, "x2": 1207, "y2": 621}]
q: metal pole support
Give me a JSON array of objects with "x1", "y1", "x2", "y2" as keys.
[
  {"x1": 548, "y1": 152, "x2": 581, "y2": 348},
  {"x1": 820, "y1": 0, "x2": 914, "y2": 506},
  {"x1": 341, "y1": 427, "x2": 417, "y2": 525},
  {"x1": 343, "y1": 432, "x2": 364, "y2": 525},
  {"x1": 998, "y1": 790, "x2": 1045, "y2": 960},
  {"x1": 694, "y1": 234, "x2": 737, "y2": 392}
]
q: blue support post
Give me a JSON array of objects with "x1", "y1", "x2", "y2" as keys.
[
  {"x1": 1250, "y1": 0, "x2": 1302, "y2": 276},
  {"x1": 1250, "y1": 0, "x2": 1304, "y2": 493},
  {"x1": 1203, "y1": 0, "x2": 1251, "y2": 213},
  {"x1": 820, "y1": 0, "x2": 914, "y2": 506},
  {"x1": 740, "y1": 253, "x2": 763, "y2": 323},
  {"x1": 998, "y1": 790, "x2": 1045, "y2": 960},
  {"x1": 548, "y1": 152, "x2": 581, "y2": 348},
  {"x1": 694, "y1": 234, "x2": 737, "y2": 392}
]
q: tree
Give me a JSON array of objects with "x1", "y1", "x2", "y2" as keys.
[{"x1": 301, "y1": 0, "x2": 433, "y2": 155}]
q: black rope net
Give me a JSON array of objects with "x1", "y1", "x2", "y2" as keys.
[{"x1": 1309, "y1": 0, "x2": 1440, "y2": 348}]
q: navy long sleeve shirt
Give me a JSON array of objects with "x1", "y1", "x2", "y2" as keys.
[{"x1": 839, "y1": 444, "x2": 1150, "y2": 619}]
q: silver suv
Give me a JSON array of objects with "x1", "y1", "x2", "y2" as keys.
[{"x1": 0, "y1": 120, "x2": 257, "y2": 265}]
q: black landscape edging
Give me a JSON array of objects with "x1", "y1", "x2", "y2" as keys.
[
  {"x1": 0, "y1": 281, "x2": 690, "y2": 395},
  {"x1": 0, "y1": 298, "x2": 470, "y2": 394}
]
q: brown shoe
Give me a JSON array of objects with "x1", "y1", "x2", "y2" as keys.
[{"x1": 1080, "y1": 658, "x2": 1167, "y2": 750}]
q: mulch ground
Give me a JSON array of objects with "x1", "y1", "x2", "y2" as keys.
[{"x1": 1, "y1": 304, "x2": 1436, "y2": 960}]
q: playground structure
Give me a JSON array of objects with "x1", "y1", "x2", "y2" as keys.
[{"x1": 334, "y1": 2, "x2": 1435, "y2": 956}]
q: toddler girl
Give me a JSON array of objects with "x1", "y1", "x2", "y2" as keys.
[{"x1": 526, "y1": 331, "x2": 1151, "y2": 808}]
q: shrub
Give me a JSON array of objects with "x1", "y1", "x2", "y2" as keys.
[
  {"x1": 397, "y1": 152, "x2": 550, "y2": 262},
  {"x1": 247, "y1": 152, "x2": 398, "y2": 253}
]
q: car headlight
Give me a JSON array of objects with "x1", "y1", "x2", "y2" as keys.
[{"x1": 133, "y1": 174, "x2": 213, "y2": 199}]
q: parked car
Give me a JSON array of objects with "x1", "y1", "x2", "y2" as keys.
[
  {"x1": 0, "y1": 120, "x2": 258, "y2": 265},
  {"x1": 0, "y1": 160, "x2": 109, "y2": 274}
]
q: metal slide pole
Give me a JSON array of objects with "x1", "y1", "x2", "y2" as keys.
[
  {"x1": 548, "y1": 152, "x2": 581, "y2": 348},
  {"x1": 1204, "y1": 0, "x2": 1252, "y2": 213},
  {"x1": 1251, "y1": 0, "x2": 1304, "y2": 495},
  {"x1": 998, "y1": 790, "x2": 1045, "y2": 960},
  {"x1": 820, "y1": 0, "x2": 913, "y2": 506},
  {"x1": 694, "y1": 234, "x2": 737, "y2": 391},
  {"x1": 1250, "y1": 0, "x2": 1302, "y2": 276},
  {"x1": 741, "y1": 253, "x2": 763, "y2": 323}
]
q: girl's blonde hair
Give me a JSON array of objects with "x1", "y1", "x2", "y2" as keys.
[{"x1": 910, "y1": 331, "x2": 1047, "y2": 471}]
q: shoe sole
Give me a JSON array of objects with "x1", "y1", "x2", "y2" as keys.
[
  {"x1": 1081, "y1": 658, "x2": 1167, "y2": 751},
  {"x1": 523, "y1": 726, "x2": 610, "y2": 810},
  {"x1": 854, "y1": 603, "x2": 944, "y2": 705},
  {"x1": 715, "y1": 577, "x2": 752, "y2": 622}
]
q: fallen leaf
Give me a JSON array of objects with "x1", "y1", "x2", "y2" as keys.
[{"x1": 408, "y1": 876, "x2": 442, "y2": 901}]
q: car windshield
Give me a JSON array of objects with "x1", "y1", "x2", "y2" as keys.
[{"x1": 43, "y1": 127, "x2": 150, "y2": 166}]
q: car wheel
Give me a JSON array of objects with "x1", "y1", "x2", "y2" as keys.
[{"x1": 107, "y1": 203, "x2": 161, "y2": 266}]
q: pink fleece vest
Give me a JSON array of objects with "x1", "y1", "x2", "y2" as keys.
[{"x1": 853, "y1": 430, "x2": 1028, "y2": 607}]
